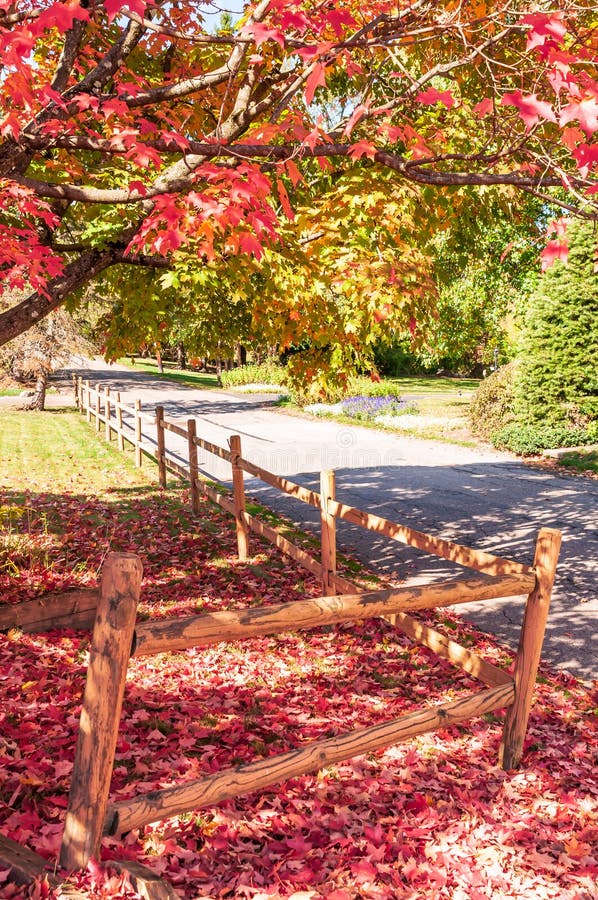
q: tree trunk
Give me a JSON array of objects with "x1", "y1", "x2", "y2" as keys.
[
  {"x1": 177, "y1": 341, "x2": 187, "y2": 369},
  {"x1": 26, "y1": 373, "x2": 47, "y2": 411},
  {"x1": 156, "y1": 348, "x2": 163, "y2": 374},
  {"x1": 235, "y1": 343, "x2": 247, "y2": 366}
]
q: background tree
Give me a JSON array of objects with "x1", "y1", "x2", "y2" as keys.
[
  {"x1": 374, "y1": 195, "x2": 551, "y2": 375},
  {"x1": 0, "y1": 299, "x2": 92, "y2": 408},
  {"x1": 0, "y1": 0, "x2": 596, "y2": 384},
  {"x1": 514, "y1": 220, "x2": 598, "y2": 427}
]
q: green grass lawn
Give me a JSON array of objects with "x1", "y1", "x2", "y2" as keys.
[
  {"x1": 0, "y1": 409, "x2": 152, "y2": 497},
  {"x1": 387, "y1": 375, "x2": 479, "y2": 431},
  {"x1": 117, "y1": 357, "x2": 220, "y2": 389},
  {"x1": 557, "y1": 448, "x2": 598, "y2": 476},
  {"x1": 385, "y1": 375, "x2": 480, "y2": 394}
]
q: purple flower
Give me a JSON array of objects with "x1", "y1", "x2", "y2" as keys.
[{"x1": 340, "y1": 395, "x2": 416, "y2": 420}]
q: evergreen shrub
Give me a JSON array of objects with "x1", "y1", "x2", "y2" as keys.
[
  {"x1": 515, "y1": 221, "x2": 598, "y2": 427},
  {"x1": 492, "y1": 423, "x2": 592, "y2": 455}
]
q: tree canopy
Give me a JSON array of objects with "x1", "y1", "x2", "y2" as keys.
[{"x1": 0, "y1": 0, "x2": 597, "y2": 359}]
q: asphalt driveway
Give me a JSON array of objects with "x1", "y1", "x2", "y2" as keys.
[{"x1": 63, "y1": 359, "x2": 597, "y2": 682}]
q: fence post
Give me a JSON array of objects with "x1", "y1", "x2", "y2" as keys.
[
  {"x1": 72, "y1": 373, "x2": 78, "y2": 410},
  {"x1": 60, "y1": 553, "x2": 142, "y2": 870},
  {"x1": 85, "y1": 380, "x2": 91, "y2": 423},
  {"x1": 104, "y1": 387, "x2": 111, "y2": 441},
  {"x1": 230, "y1": 434, "x2": 249, "y2": 560},
  {"x1": 320, "y1": 469, "x2": 337, "y2": 596},
  {"x1": 95, "y1": 383, "x2": 101, "y2": 432},
  {"x1": 499, "y1": 528, "x2": 561, "y2": 770},
  {"x1": 116, "y1": 392, "x2": 124, "y2": 451},
  {"x1": 134, "y1": 399, "x2": 142, "y2": 467},
  {"x1": 188, "y1": 418, "x2": 201, "y2": 515},
  {"x1": 156, "y1": 405, "x2": 167, "y2": 487}
]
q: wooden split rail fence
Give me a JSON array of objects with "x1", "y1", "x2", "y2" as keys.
[
  {"x1": 0, "y1": 376, "x2": 562, "y2": 881},
  {"x1": 43, "y1": 527, "x2": 558, "y2": 871}
]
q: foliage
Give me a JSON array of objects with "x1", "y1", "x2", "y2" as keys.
[
  {"x1": 220, "y1": 361, "x2": 287, "y2": 388},
  {"x1": 375, "y1": 196, "x2": 549, "y2": 375},
  {"x1": 0, "y1": 505, "x2": 49, "y2": 574},
  {"x1": 340, "y1": 395, "x2": 418, "y2": 421},
  {"x1": 0, "y1": 0, "x2": 597, "y2": 393},
  {"x1": 373, "y1": 340, "x2": 424, "y2": 376},
  {"x1": 514, "y1": 221, "x2": 598, "y2": 427},
  {"x1": 469, "y1": 363, "x2": 517, "y2": 438},
  {"x1": 491, "y1": 422, "x2": 593, "y2": 455}
]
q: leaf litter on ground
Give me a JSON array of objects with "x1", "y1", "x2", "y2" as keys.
[{"x1": 0, "y1": 479, "x2": 596, "y2": 900}]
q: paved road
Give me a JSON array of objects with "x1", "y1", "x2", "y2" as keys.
[{"x1": 64, "y1": 359, "x2": 597, "y2": 683}]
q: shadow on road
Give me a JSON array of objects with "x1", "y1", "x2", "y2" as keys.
[
  {"x1": 67, "y1": 365, "x2": 282, "y2": 418},
  {"x1": 245, "y1": 462, "x2": 597, "y2": 682}
]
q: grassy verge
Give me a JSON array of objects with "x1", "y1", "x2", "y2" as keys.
[
  {"x1": 288, "y1": 375, "x2": 481, "y2": 446},
  {"x1": 557, "y1": 448, "x2": 598, "y2": 476},
  {"x1": 116, "y1": 356, "x2": 220, "y2": 389},
  {"x1": 0, "y1": 409, "x2": 151, "y2": 496}
]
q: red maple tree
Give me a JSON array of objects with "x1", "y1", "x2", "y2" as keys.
[{"x1": 0, "y1": 0, "x2": 596, "y2": 346}]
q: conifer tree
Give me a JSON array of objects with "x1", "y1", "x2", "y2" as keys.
[{"x1": 515, "y1": 223, "x2": 598, "y2": 427}]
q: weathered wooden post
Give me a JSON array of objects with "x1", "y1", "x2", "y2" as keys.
[
  {"x1": 85, "y1": 380, "x2": 91, "y2": 423},
  {"x1": 116, "y1": 392, "x2": 124, "y2": 452},
  {"x1": 188, "y1": 418, "x2": 201, "y2": 515},
  {"x1": 320, "y1": 470, "x2": 337, "y2": 596},
  {"x1": 94, "y1": 383, "x2": 101, "y2": 432},
  {"x1": 60, "y1": 553, "x2": 142, "y2": 870},
  {"x1": 72, "y1": 374, "x2": 78, "y2": 410},
  {"x1": 104, "y1": 387, "x2": 111, "y2": 441},
  {"x1": 156, "y1": 405, "x2": 167, "y2": 487},
  {"x1": 499, "y1": 527, "x2": 561, "y2": 769},
  {"x1": 134, "y1": 399, "x2": 142, "y2": 467},
  {"x1": 230, "y1": 434, "x2": 249, "y2": 560}
]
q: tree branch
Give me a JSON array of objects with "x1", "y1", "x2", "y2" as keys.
[{"x1": 12, "y1": 142, "x2": 595, "y2": 205}]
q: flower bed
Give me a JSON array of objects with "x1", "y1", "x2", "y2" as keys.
[{"x1": 341, "y1": 395, "x2": 418, "y2": 421}]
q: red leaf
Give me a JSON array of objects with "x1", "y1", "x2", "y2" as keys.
[
  {"x1": 560, "y1": 98, "x2": 598, "y2": 136},
  {"x1": 572, "y1": 143, "x2": 598, "y2": 176},
  {"x1": 276, "y1": 178, "x2": 295, "y2": 220},
  {"x1": 304, "y1": 63, "x2": 327, "y2": 106},
  {"x1": 348, "y1": 140, "x2": 377, "y2": 160},
  {"x1": 473, "y1": 97, "x2": 493, "y2": 117},
  {"x1": 242, "y1": 22, "x2": 286, "y2": 49},
  {"x1": 501, "y1": 91, "x2": 556, "y2": 129},
  {"x1": 285, "y1": 159, "x2": 303, "y2": 187},
  {"x1": 541, "y1": 239, "x2": 569, "y2": 271},
  {"x1": 521, "y1": 12, "x2": 567, "y2": 51},
  {"x1": 416, "y1": 87, "x2": 456, "y2": 109}
]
